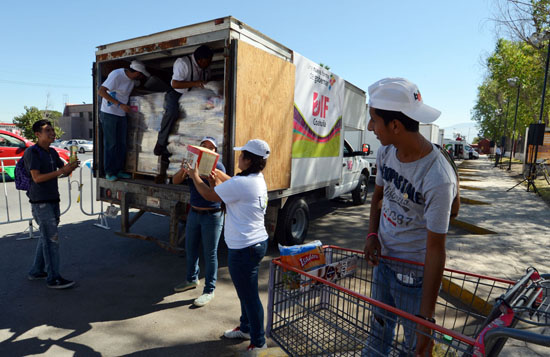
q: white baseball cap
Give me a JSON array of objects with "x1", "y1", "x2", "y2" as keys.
[
  {"x1": 201, "y1": 136, "x2": 217, "y2": 148},
  {"x1": 234, "y1": 139, "x2": 270, "y2": 159},
  {"x1": 130, "y1": 60, "x2": 150, "y2": 77},
  {"x1": 368, "y1": 77, "x2": 441, "y2": 124}
]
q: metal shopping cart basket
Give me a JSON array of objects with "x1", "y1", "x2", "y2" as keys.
[{"x1": 266, "y1": 245, "x2": 550, "y2": 356}]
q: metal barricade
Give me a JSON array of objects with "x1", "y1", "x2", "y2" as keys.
[{"x1": 0, "y1": 156, "x2": 107, "y2": 239}]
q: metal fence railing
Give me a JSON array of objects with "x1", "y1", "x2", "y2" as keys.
[{"x1": 0, "y1": 156, "x2": 108, "y2": 239}]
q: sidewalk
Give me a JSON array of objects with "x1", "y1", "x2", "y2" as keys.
[
  {"x1": 446, "y1": 156, "x2": 550, "y2": 280},
  {"x1": 445, "y1": 156, "x2": 550, "y2": 356}
]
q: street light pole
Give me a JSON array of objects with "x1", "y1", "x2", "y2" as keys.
[{"x1": 508, "y1": 82, "x2": 521, "y2": 170}]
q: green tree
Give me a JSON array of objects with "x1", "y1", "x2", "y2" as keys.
[{"x1": 13, "y1": 106, "x2": 64, "y2": 141}]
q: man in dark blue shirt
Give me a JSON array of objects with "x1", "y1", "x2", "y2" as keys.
[
  {"x1": 172, "y1": 136, "x2": 225, "y2": 307},
  {"x1": 25, "y1": 120, "x2": 79, "y2": 289}
]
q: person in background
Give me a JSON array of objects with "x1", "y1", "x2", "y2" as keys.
[
  {"x1": 98, "y1": 60, "x2": 150, "y2": 181},
  {"x1": 25, "y1": 120, "x2": 79, "y2": 289},
  {"x1": 495, "y1": 146, "x2": 502, "y2": 167},
  {"x1": 182, "y1": 139, "x2": 270, "y2": 351},
  {"x1": 154, "y1": 45, "x2": 213, "y2": 158},
  {"x1": 172, "y1": 136, "x2": 225, "y2": 307},
  {"x1": 362, "y1": 78, "x2": 457, "y2": 356}
]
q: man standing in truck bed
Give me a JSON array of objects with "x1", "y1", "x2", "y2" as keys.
[
  {"x1": 153, "y1": 45, "x2": 214, "y2": 158},
  {"x1": 98, "y1": 60, "x2": 150, "y2": 181}
]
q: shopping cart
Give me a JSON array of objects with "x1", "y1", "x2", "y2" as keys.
[{"x1": 267, "y1": 245, "x2": 550, "y2": 356}]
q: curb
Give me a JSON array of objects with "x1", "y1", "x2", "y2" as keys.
[
  {"x1": 440, "y1": 277, "x2": 494, "y2": 316},
  {"x1": 450, "y1": 219, "x2": 497, "y2": 235}
]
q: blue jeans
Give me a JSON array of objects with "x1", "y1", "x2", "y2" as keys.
[
  {"x1": 100, "y1": 111, "x2": 127, "y2": 176},
  {"x1": 185, "y1": 209, "x2": 223, "y2": 294},
  {"x1": 227, "y1": 239, "x2": 268, "y2": 347},
  {"x1": 363, "y1": 261, "x2": 423, "y2": 357},
  {"x1": 29, "y1": 202, "x2": 61, "y2": 284}
]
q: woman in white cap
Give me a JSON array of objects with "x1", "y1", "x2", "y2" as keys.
[
  {"x1": 172, "y1": 136, "x2": 225, "y2": 307},
  {"x1": 98, "y1": 60, "x2": 150, "y2": 181},
  {"x1": 183, "y1": 138, "x2": 270, "y2": 351}
]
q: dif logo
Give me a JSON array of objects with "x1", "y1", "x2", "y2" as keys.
[{"x1": 312, "y1": 92, "x2": 329, "y2": 118}]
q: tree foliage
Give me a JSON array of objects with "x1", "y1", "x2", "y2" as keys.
[
  {"x1": 12, "y1": 106, "x2": 64, "y2": 141},
  {"x1": 474, "y1": 0, "x2": 550, "y2": 143}
]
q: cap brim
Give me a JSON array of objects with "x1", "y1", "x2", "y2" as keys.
[
  {"x1": 402, "y1": 103, "x2": 441, "y2": 124},
  {"x1": 233, "y1": 146, "x2": 244, "y2": 151},
  {"x1": 139, "y1": 69, "x2": 151, "y2": 77}
]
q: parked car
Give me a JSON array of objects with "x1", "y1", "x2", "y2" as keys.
[
  {"x1": 63, "y1": 139, "x2": 93, "y2": 153},
  {"x1": 51, "y1": 139, "x2": 68, "y2": 149},
  {"x1": 0, "y1": 129, "x2": 70, "y2": 179}
]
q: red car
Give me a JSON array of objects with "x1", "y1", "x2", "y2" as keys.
[{"x1": 0, "y1": 129, "x2": 70, "y2": 178}]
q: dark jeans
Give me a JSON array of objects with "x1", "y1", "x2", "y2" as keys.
[
  {"x1": 100, "y1": 111, "x2": 127, "y2": 176},
  {"x1": 185, "y1": 209, "x2": 224, "y2": 294},
  {"x1": 227, "y1": 239, "x2": 268, "y2": 347},
  {"x1": 29, "y1": 202, "x2": 61, "y2": 284},
  {"x1": 156, "y1": 89, "x2": 182, "y2": 148}
]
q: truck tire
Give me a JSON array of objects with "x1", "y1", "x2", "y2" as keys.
[
  {"x1": 352, "y1": 174, "x2": 368, "y2": 205},
  {"x1": 275, "y1": 197, "x2": 309, "y2": 246}
]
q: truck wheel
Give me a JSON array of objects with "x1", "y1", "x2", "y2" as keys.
[
  {"x1": 276, "y1": 197, "x2": 309, "y2": 246},
  {"x1": 352, "y1": 174, "x2": 368, "y2": 205}
]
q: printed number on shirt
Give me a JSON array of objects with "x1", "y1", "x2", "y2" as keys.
[{"x1": 382, "y1": 206, "x2": 412, "y2": 227}]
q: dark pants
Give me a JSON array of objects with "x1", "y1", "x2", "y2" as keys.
[
  {"x1": 156, "y1": 89, "x2": 182, "y2": 148},
  {"x1": 100, "y1": 111, "x2": 127, "y2": 176},
  {"x1": 495, "y1": 154, "x2": 501, "y2": 167},
  {"x1": 227, "y1": 239, "x2": 268, "y2": 347}
]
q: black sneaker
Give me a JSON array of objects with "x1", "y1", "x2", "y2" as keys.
[
  {"x1": 47, "y1": 278, "x2": 75, "y2": 289},
  {"x1": 28, "y1": 272, "x2": 48, "y2": 280}
]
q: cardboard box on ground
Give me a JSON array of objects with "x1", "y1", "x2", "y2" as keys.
[{"x1": 126, "y1": 81, "x2": 224, "y2": 176}]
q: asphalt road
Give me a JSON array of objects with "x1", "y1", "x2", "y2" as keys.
[{"x1": 0, "y1": 177, "x2": 375, "y2": 356}]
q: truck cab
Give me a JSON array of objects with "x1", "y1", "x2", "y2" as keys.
[{"x1": 327, "y1": 140, "x2": 371, "y2": 204}]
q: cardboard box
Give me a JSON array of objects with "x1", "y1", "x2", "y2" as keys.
[
  {"x1": 125, "y1": 150, "x2": 137, "y2": 172},
  {"x1": 136, "y1": 153, "x2": 160, "y2": 174},
  {"x1": 183, "y1": 145, "x2": 219, "y2": 177}
]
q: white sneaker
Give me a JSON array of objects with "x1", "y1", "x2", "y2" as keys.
[
  {"x1": 193, "y1": 292, "x2": 214, "y2": 307},
  {"x1": 247, "y1": 343, "x2": 268, "y2": 350},
  {"x1": 224, "y1": 326, "x2": 251, "y2": 340}
]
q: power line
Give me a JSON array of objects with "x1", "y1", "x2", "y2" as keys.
[{"x1": 0, "y1": 79, "x2": 89, "y2": 89}]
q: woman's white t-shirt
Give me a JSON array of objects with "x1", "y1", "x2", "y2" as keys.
[{"x1": 214, "y1": 173, "x2": 268, "y2": 249}]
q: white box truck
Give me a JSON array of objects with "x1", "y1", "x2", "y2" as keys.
[{"x1": 93, "y1": 17, "x2": 372, "y2": 250}]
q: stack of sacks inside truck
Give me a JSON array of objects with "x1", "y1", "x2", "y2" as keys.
[
  {"x1": 166, "y1": 81, "x2": 224, "y2": 176},
  {"x1": 126, "y1": 81, "x2": 224, "y2": 176},
  {"x1": 127, "y1": 92, "x2": 165, "y2": 174}
]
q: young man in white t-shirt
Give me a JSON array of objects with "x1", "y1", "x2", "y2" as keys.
[
  {"x1": 98, "y1": 60, "x2": 149, "y2": 181},
  {"x1": 362, "y1": 78, "x2": 457, "y2": 356},
  {"x1": 153, "y1": 45, "x2": 213, "y2": 158}
]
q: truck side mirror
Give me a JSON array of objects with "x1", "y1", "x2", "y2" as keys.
[{"x1": 362, "y1": 144, "x2": 370, "y2": 155}]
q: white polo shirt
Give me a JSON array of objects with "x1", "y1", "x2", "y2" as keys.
[{"x1": 171, "y1": 56, "x2": 211, "y2": 94}]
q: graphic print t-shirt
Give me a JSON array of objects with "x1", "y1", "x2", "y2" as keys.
[{"x1": 375, "y1": 144, "x2": 457, "y2": 264}]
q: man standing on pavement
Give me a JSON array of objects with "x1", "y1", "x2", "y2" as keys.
[
  {"x1": 362, "y1": 78, "x2": 457, "y2": 356},
  {"x1": 153, "y1": 45, "x2": 213, "y2": 158},
  {"x1": 98, "y1": 60, "x2": 150, "y2": 181},
  {"x1": 495, "y1": 146, "x2": 501, "y2": 167},
  {"x1": 25, "y1": 120, "x2": 79, "y2": 289}
]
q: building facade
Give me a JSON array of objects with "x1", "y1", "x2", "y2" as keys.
[{"x1": 56, "y1": 103, "x2": 93, "y2": 140}]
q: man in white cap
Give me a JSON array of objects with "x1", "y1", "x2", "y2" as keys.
[
  {"x1": 362, "y1": 78, "x2": 457, "y2": 356},
  {"x1": 98, "y1": 60, "x2": 150, "y2": 181}
]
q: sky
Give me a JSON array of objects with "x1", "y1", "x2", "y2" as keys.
[{"x1": 0, "y1": 0, "x2": 499, "y2": 141}]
